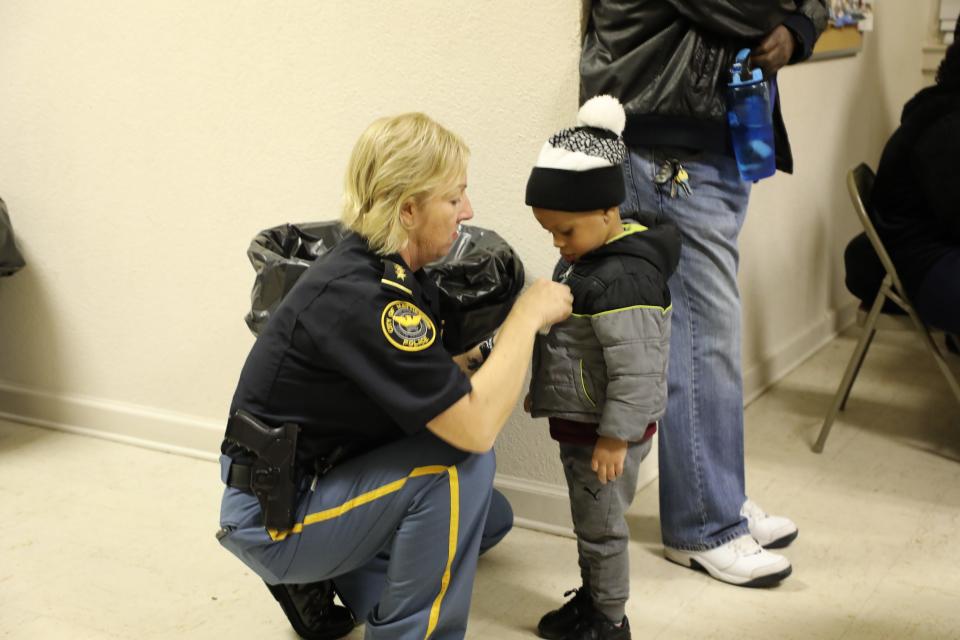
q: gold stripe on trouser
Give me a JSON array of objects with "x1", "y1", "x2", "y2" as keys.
[
  {"x1": 267, "y1": 464, "x2": 460, "y2": 640},
  {"x1": 424, "y1": 466, "x2": 459, "y2": 639}
]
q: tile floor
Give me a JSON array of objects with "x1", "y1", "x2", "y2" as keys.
[{"x1": 2, "y1": 329, "x2": 959, "y2": 639}]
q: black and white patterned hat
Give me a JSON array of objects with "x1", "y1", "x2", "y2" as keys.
[{"x1": 525, "y1": 95, "x2": 627, "y2": 212}]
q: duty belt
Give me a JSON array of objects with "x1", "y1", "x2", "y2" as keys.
[
  {"x1": 225, "y1": 447, "x2": 350, "y2": 493},
  {"x1": 225, "y1": 460, "x2": 256, "y2": 491}
]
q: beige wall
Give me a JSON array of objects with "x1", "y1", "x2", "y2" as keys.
[{"x1": 0, "y1": 2, "x2": 940, "y2": 496}]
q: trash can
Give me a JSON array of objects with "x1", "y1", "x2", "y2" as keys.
[{"x1": 244, "y1": 222, "x2": 525, "y2": 353}]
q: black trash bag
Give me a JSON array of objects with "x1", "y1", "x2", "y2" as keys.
[
  {"x1": 244, "y1": 222, "x2": 525, "y2": 353},
  {"x1": 244, "y1": 222, "x2": 350, "y2": 335},
  {"x1": 0, "y1": 198, "x2": 26, "y2": 277},
  {"x1": 427, "y1": 225, "x2": 526, "y2": 352}
]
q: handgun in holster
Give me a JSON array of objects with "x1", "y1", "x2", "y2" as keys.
[{"x1": 224, "y1": 410, "x2": 299, "y2": 531}]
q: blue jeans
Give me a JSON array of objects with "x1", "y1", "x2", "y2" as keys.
[{"x1": 622, "y1": 147, "x2": 751, "y2": 551}]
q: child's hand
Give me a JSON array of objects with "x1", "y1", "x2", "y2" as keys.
[
  {"x1": 523, "y1": 393, "x2": 532, "y2": 413},
  {"x1": 591, "y1": 436, "x2": 628, "y2": 485}
]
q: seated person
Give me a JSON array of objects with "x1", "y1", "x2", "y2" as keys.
[{"x1": 871, "y1": 19, "x2": 960, "y2": 335}]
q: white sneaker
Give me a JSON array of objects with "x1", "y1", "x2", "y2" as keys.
[
  {"x1": 664, "y1": 534, "x2": 792, "y2": 587},
  {"x1": 741, "y1": 499, "x2": 798, "y2": 549}
]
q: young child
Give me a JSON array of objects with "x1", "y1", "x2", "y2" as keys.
[{"x1": 524, "y1": 95, "x2": 681, "y2": 640}]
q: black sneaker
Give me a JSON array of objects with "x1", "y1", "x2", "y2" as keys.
[
  {"x1": 537, "y1": 587, "x2": 594, "y2": 640},
  {"x1": 265, "y1": 580, "x2": 356, "y2": 640},
  {"x1": 562, "y1": 613, "x2": 631, "y2": 640}
]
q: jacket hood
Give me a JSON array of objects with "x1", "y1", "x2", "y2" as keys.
[
  {"x1": 579, "y1": 217, "x2": 681, "y2": 277},
  {"x1": 901, "y1": 84, "x2": 960, "y2": 123}
]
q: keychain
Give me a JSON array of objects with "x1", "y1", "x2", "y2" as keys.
[{"x1": 654, "y1": 159, "x2": 693, "y2": 198}]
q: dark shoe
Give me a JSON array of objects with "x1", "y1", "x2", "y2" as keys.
[
  {"x1": 562, "y1": 613, "x2": 631, "y2": 640},
  {"x1": 265, "y1": 580, "x2": 356, "y2": 640},
  {"x1": 537, "y1": 587, "x2": 594, "y2": 640}
]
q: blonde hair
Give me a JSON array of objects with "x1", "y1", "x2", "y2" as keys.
[{"x1": 341, "y1": 112, "x2": 470, "y2": 255}]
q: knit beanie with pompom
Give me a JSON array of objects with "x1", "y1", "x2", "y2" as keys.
[{"x1": 525, "y1": 95, "x2": 627, "y2": 212}]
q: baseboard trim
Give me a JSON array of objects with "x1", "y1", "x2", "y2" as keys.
[
  {"x1": 0, "y1": 303, "x2": 857, "y2": 535},
  {"x1": 494, "y1": 473, "x2": 576, "y2": 539},
  {"x1": 0, "y1": 380, "x2": 222, "y2": 462},
  {"x1": 743, "y1": 302, "x2": 859, "y2": 406}
]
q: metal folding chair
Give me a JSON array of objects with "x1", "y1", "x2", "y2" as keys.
[{"x1": 813, "y1": 163, "x2": 960, "y2": 453}]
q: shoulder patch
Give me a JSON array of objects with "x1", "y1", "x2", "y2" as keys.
[
  {"x1": 381, "y1": 259, "x2": 416, "y2": 297},
  {"x1": 381, "y1": 300, "x2": 436, "y2": 352}
]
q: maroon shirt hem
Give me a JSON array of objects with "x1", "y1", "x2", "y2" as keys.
[{"x1": 548, "y1": 417, "x2": 657, "y2": 446}]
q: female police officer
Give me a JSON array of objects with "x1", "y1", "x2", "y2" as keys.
[{"x1": 217, "y1": 112, "x2": 572, "y2": 640}]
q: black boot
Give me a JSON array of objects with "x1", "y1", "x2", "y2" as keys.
[
  {"x1": 562, "y1": 613, "x2": 631, "y2": 640},
  {"x1": 537, "y1": 587, "x2": 594, "y2": 640},
  {"x1": 265, "y1": 580, "x2": 356, "y2": 640}
]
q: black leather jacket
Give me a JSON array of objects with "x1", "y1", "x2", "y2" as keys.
[{"x1": 580, "y1": 0, "x2": 828, "y2": 173}]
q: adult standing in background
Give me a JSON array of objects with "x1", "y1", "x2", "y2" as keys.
[{"x1": 579, "y1": 1, "x2": 828, "y2": 587}]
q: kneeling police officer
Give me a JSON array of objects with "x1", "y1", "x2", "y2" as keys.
[{"x1": 217, "y1": 112, "x2": 572, "y2": 640}]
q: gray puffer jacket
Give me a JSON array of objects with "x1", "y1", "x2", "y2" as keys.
[{"x1": 529, "y1": 219, "x2": 681, "y2": 441}]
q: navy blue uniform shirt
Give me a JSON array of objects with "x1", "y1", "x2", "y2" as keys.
[{"x1": 222, "y1": 231, "x2": 472, "y2": 471}]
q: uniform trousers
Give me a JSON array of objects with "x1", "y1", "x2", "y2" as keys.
[{"x1": 218, "y1": 431, "x2": 499, "y2": 640}]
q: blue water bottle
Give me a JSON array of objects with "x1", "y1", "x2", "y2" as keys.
[{"x1": 727, "y1": 48, "x2": 776, "y2": 181}]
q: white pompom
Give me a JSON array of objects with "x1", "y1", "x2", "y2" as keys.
[{"x1": 576, "y1": 95, "x2": 626, "y2": 136}]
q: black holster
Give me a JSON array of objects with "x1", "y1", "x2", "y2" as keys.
[{"x1": 224, "y1": 410, "x2": 299, "y2": 531}]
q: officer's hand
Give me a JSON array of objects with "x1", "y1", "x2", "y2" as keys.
[
  {"x1": 592, "y1": 436, "x2": 628, "y2": 485},
  {"x1": 516, "y1": 279, "x2": 573, "y2": 332},
  {"x1": 523, "y1": 393, "x2": 532, "y2": 413},
  {"x1": 752, "y1": 25, "x2": 796, "y2": 76}
]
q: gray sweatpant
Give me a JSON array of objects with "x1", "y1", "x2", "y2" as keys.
[{"x1": 559, "y1": 439, "x2": 651, "y2": 622}]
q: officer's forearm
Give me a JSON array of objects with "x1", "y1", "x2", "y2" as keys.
[
  {"x1": 427, "y1": 309, "x2": 539, "y2": 452},
  {"x1": 468, "y1": 313, "x2": 539, "y2": 438}
]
